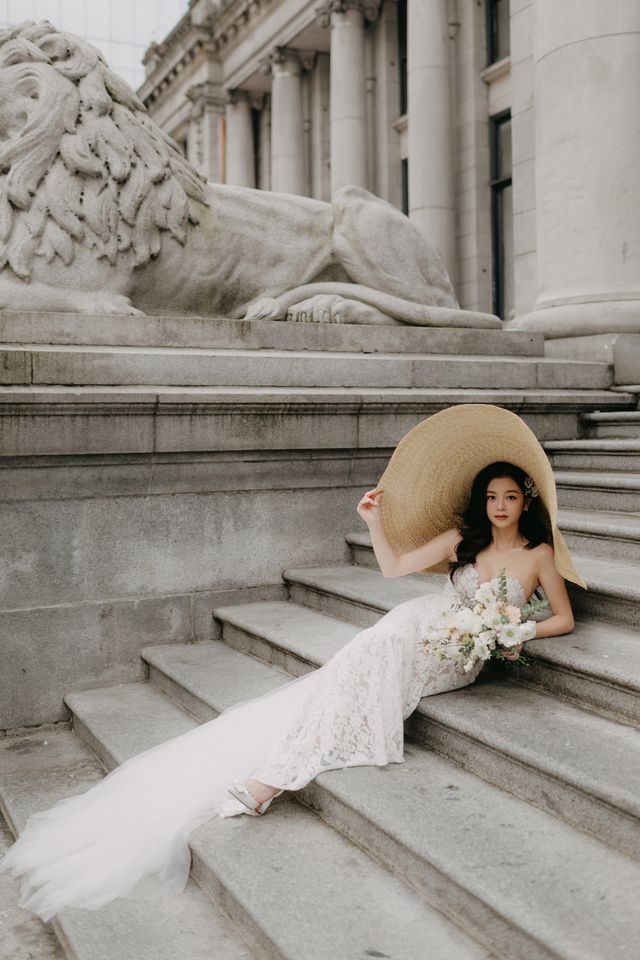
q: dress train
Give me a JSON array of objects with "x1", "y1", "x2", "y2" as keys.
[{"x1": 0, "y1": 567, "x2": 518, "y2": 921}]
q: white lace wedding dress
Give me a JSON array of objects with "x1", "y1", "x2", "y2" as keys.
[{"x1": 0, "y1": 565, "x2": 526, "y2": 921}]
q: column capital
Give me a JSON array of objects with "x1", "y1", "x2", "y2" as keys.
[
  {"x1": 259, "y1": 46, "x2": 317, "y2": 77},
  {"x1": 315, "y1": 0, "x2": 381, "y2": 29},
  {"x1": 186, "y1": 81, "x2": 227, "y2": 119},
  {"x1": 224, "y1": 88, "x2": 253, "y2": 107}
]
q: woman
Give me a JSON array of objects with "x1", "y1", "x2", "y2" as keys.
[{"x1": 0, "y1": 405, "x2": 582, "y2": 920}]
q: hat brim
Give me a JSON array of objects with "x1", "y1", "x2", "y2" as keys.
[{"x1": 377, "y1": 404, "x2": 587, "y2": 588}]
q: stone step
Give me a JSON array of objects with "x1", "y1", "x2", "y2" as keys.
[
  {"x1": 63, "y1": 681, "x2": 490, "y2": 960},
  {"x1": 581, "y1": 410, "x2": 640, "y2": 438},
  {"x1": 0, "y1": 308, "x2": 545, "y2": 356},
  {"x1": 209, "y1": 602, "x2": 640, "y2": 856},
  {"x1": 0, "y1": 729, "x2": 252, "y2": 960},
  {"x1": 284, "y1": 552, "x2": 640, "y2": 628},
  {"x1": 0, "y1": 344, "x2": 613, "y2": 390},
  {"x1": 545, "y1": 438, "x2": 640, "y2": 471},
  {"x1": 555, "y1": 469, "x2": 640, "y2": 512},
  {"x1": 213, "y1": 596, "x2": 640, "y2": 727},
  {"x1": 1, "y1": 384, "x2": 631, "y2": 457},
  {"x1": 138, "y1": 641, "x2": 640, "y2": 960},
  {"x1": 559, "y1": 508, "x2": 640, "y2": 561}
]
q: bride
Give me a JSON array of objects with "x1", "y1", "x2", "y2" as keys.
[{"x1": 0, "y1": 404, "x2": 581, "y2": 921}]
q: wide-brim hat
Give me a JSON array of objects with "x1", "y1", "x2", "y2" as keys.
[{"x1": 377, "y1": 404, "x2": 586, "y2": 588}]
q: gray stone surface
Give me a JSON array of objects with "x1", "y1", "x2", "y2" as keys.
[
  {"x1": 545, "y1": 438, "x2": 640, "y2": 471},
  {"x1": 4, "y1": 344, "x2": 612, "y2": 390},
  {"x1": 0, "y1": 309, "x2": 543, "y2": 355},
  {"x1": 0, "y1": 817, "x2": 65, "y2": 960},
  {"x1": 66, "y1": 649, "x2": 640, "y2": 960},
  {"x1": 0, "y1": 386, "x2": 631, "y2": 457},
  {"x1": 0, "y1": 731, "x2": 252, "y2": 960},
  {"x1": 64, "y1": 684, "x2": 490, "y2": 960},
  {"x1": 581, "y1": 411, "x2": 640, "y2": 439},
  {"x1": 555, "y1": 469, "x2": 640, "y2": 511},
  {"x1": 558, "y1": 508, "x2": 640, "y2": 562}
]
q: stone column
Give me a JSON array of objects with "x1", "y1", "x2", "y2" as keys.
[
  {"x1": 186, "y1": 81, "x2": 226, "y2": 183},
  {"x1": 266, "y1": 48, "x2": 311, "y2": 196},
  {"x1": 316, "y1": 1, "x2": 380, "y2": 195},
  {"x1": 258, "y1": 97, "x2": 272, "y2": 191},
  {"x1": 514, "y1": 1, "x2": 640, "y2": 342},
  {"x1": 407, "y1": 0, "x2": 455, "y2": 276},
  {"x1": 224, "y1": 90, "x2": 255, "y2": 188}
]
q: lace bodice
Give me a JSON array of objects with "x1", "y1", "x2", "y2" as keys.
[{"x1": 446, "y1": 564, "x2": 527, "y2": 608}]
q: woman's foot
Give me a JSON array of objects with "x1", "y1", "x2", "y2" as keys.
[{"x1": 222, "y1": 779, "x2": 283, "y2": 817}]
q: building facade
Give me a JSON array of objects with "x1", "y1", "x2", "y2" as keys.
[{"x1": 139, "y1": 0, "x2": 640, "y2": 354}]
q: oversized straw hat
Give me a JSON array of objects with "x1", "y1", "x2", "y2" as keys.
[{"x1": 377, "y1": 404, "x2": 586, "y2": 588}]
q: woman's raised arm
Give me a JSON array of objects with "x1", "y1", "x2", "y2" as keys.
[{"x1": 356, "y1": 489, "x2": 460, "y2": 577}]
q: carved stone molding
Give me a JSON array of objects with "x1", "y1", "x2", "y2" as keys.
[
  {"x1": 224, "y1": 88, "x2": 253, "y2": 106},
  {"x1": 260, "y1": 46, "x2": 317, "y2": 77},
  {"x1": 315, "y1": 0, "x2": 381, "y2": 29},
  {"x1": 186, "y1": 81, "x2": 227, "y2": 119}
]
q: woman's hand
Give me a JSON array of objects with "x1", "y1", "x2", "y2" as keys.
[
  {"x1": 499, "y1": 642, "x2": 524, "y2": 662},
  {"x1": 356, "y1": 488, "x2": 383, "y2": 526}
]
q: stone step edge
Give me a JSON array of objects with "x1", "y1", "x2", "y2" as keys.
[
  {"x1": 0, "y1": 732, "x2": 253, "y2": 960},
  {"x1": 137, "y1": 643, "x2": 640, "y2": 960},
  {"x1": 216, "y1": 594, "x2": 640, "y2": 704},
  {"x1": 341, "y1": 539, "x2": 640, "y2": 603},
  {"x1": 64, "y1": 686, "x2": 494, "y2": 960},
  {"x1": 211, "y1": 604, "x2": 640, "y2": 841}
]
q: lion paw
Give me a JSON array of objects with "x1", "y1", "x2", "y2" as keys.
[
  {"x1": 286, "y1": 295, "x2": 342, "y2": 323},
  {"x1": 244, "y1": 298, "x2": 286, "y2": 321},
  {"x1": 84, "y1": 292, "x2": 144, "y2": 316}
]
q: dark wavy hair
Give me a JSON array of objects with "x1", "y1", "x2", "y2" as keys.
[{"x1": 449, "y1": 461, "x2": 552, "y2": 581}]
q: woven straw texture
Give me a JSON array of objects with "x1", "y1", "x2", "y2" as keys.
[{"x1": 377, "y1": 404, "x2": 586, "y2": 588}]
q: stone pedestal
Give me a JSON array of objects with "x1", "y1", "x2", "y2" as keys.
[
  {"x1": 317, "y1": 1, "x2": 379, "y2": 195},
  {"x1": 225, "y1": 91, "x2": 256, "y2": 188},
  {"x1": 407, "y1": 0, "x2": 455, "y2": 276},
  {"x1": 269, "y1": 49, "x2": 309, "y2": 195},
  {"x1": 512, "y1": 1, "x2": 640, "y2": 338}
]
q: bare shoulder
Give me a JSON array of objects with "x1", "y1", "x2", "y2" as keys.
[{"x1": 531, "y1": 542, "x2": 556, "y2": 572}]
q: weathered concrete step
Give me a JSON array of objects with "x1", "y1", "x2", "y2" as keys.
[
  {"x1": 0, "y1": 729, "x2": 252, "y2": 960},
  {"x1": 64, "y1": 682, "x2": 490, "y2": 960},
  {"x1": 140, "y1": 641, "x2": 640, "y2": 960},
  {"x1": 1, "y1": 385, "x2": 631, "y2": 457},
  {"x1": 581, "y1": 410, "x2": 640, "y2": 438},
  {"x1": 210, "y1": 601, "x2": 640, "y2": 856},
  {"x1": 214, "y1": 596, "x2": 640, "y2": 727},
  {"x1": 343, "y1": 532, "x2": 640, "y2": 626},
  {"x1": 555, "y1": 469, "x2": 640, "y2": 511},
  {"x1": 0, "y1": 308, "x2": 545, "y2": 356},
  {"x1": 0, "y1": 344, "x2": 613, "y2": 390},
  {"x1": 557, "y1": 507, "x2": 640, "y2": 561},
  {"x1": 545, "y1": 438, "x2": 640, "y2": 471}
]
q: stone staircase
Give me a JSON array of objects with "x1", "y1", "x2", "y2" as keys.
[
  {"x1": 2, "y1": 402, "x2": 640, "y2": 959},
  {"x1": 1, "y1": 311, "x2": 639, "y2": 958}
]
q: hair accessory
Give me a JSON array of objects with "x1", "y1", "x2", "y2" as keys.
[
  {"x1": 376, "y1": 404, "x2": 586, "y2": 588},
  {"x1": 524, "y1": 475, "x2": 539, "y2": 498}
]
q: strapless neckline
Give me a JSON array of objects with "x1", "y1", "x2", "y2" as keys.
[{"x1": 466, "y1": 565, "x2": 529, "y2": 603}]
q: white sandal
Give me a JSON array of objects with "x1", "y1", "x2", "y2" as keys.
[{"x1": 226, "y1": 780, "x2": 283, "y2": 816}]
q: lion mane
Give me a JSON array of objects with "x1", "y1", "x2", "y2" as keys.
[{"x1": 0, "y1": 20, "x2": 208, "y2": 280}]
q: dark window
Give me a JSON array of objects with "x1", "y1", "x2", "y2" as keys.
[
  {"x1": 490, "y1": 111, "x2": 514, "y2": 320},
  {"x1": 486, "y1": 0, "x2": 510, "y2": 65},
  {"x1": 397, "y1": 0, "x2": 407, "y2": 115},
  {"x1": 401, "y1": 158, "x2": 409, "y2": 215}
]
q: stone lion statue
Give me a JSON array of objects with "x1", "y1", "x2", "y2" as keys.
[{"x1": 0, "y1": 21, "x2": 499, "y2": 328}]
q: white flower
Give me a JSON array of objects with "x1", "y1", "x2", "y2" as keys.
[
  {"x1": 472, "y1": 639, "x2": 492, "y2": 661},
  {"x1": 518, "y1": 620, "x2": 537, "y2": 642},
  {"x1": 497, "y1": 624, "x2": 521, "y2": 648}
]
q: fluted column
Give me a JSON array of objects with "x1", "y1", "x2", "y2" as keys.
[
  {"x1": 316, "y1": 1, "x2": 379, "y2": 194},
  {"x1": 513, "y1": 0, "x2": 640, "y2": 339},
  {"x1": 224, "y1": 90, "x2": 255, "y2": 188},
  {"x1": 265, "y1": 48, "x2": 312, "y2": 196},
  {"x1": 407, "y1": 0, "x2": 455, "y2": 276}
]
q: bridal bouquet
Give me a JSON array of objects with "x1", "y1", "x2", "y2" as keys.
[{"x1": 425, "y1": 569, "x2": 549, "y2": 673}]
